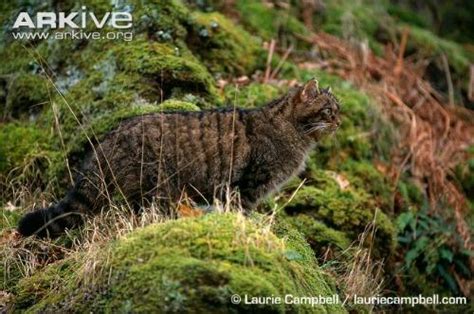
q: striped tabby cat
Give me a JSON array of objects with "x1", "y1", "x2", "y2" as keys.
[{"x1": 18, "y1": 79, "x2": 341, "y2": 237}]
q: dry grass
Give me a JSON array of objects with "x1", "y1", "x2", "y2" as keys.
[
  {"x1": 321, "y1": 210, "x2": 385, "y2": 312},
  {"x1": 297, "y1": 31, "x2": 474, "y2": 266},
  {"x1": 0, "y1": 185, "x2": 252, "y2": 291}
]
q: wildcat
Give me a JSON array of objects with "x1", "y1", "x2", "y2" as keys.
[{"x1": 18, "y1": 79, "x2": 341, "y2": 237}]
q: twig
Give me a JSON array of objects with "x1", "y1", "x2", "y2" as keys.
[
  {"x1": 270, "y1": 44, "x2": 293, "y2": 80},
  {"x1": 301, "y1": 0, "x2": 315, "y2": 31},
  {"x1": 469, "y1": 64, "x2": 474, "y2": 102},
  {"x1": 264, "y1": 39, "x2": 276, "y2": 83},
  {"x1": 394, "y1": 27, "x2": 409, "y2": 78},
  {"x1": 441, "y1": 53, "x2": 454, "y2": 106}
]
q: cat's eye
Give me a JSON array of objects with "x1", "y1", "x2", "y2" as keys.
[{"x1": 321, "y1": 108, "x2": 331, "y2": 117}]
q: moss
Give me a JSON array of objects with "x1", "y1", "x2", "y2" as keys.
[
  {"x1": 319, "y1": 0, "x2": 393, "y2": 55},
  {"x1": 280, "y1": 213, "x2": 351, "y2": 257},
  {"x1": 340, "y1": 160, "x2": 393, "y2": 210},
  {"x1": 159, "y1": 99, "x2": 201, "y2": 111},
  {"x1": 236, "y1": 0, "x2": 310, "y2": 41},
  {"x1": 0, "y1": 123, "x2": 57, "y2": 175},
  {"x1": 224, "y1": 83, "x2": 283, "y2": 108},
  {"x1": 0, "y1": 122, "x2": 67, "y2": 195},
  {"x1": 112, "y1": 37, "x2": 219, "y2": 101},
  {"x1": 282, "y1": 168, "x2": 396, "y2": 259},
  {"x1": 386, "y1": 4, "x2": 428, "y2": 28},
  {"x1": 0, "y1": 42, "x2": 37, "y2": 75},
  {"x1": 188, "y1": 12, "x2": 263, "y2": 75},
  {"x1": 405, "y1": 25, "x2": 471, "y2": 74},
  {"x1": 13, "y1": 258, "x2": 76, "y2": 309},
  {"x1": 14, "y1": 213, "x2": 346, "y2": 313},
  {"x1": 4, "y1": 74, "x2": 50, "y2": 119},
  {"x1": 134, "y1": 0, "x2": 190, "y2": 40}
]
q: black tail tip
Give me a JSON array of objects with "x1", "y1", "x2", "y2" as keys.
[{"x1": 17, "y1": 208, "x2": 50, "y2": 238}]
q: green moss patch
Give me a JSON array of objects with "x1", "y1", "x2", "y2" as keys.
[
  {"x1": 318, "y1": 0, "x2": 393, "y2": 55},
  {"x1": 0, "y1": 123, "x2": 58, "y2": 175},
  {"x1": 224, "y1": 82, "x2": 283, "y2": 109},
  {"x1": 405, "y1": 25, "x2": 471, "y2": 74},
  {"x1": 188, "y1": 12, "x2": 263, "y2": 76},
  {"x1": 4, "y1": 74, "x2": 49, "y2": 119},
  {"x1": 281, "y1": 213, "x2": 351, "y2": 257},
  {"x1": 14, "y1": 213, "x2": 346, "y2": 313},
  {"x1": 281, "y1": 168, "x2": 395, "y2": 259},
  {"x1": 113, "y1": 38, "x2": 218, "y2": 100},
  {"x1": 236, "y1": 0, "x2": 310, "y2": 41},
  {"x1": 159, "y1": 99, "x2": 201, "y2": 111}
]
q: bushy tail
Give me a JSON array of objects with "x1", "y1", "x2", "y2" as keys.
[{"x1": 18, "y1": 188, "x2": 94, "y2": 238}]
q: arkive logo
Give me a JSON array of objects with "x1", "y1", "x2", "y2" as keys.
[{"x1": 13, "y1": 6, "x2": 133, "y2": 29}]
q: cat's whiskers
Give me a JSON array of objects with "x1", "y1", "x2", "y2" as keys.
[{"x1": 304, "y1": 122, "x2": 332, "y2": 134}]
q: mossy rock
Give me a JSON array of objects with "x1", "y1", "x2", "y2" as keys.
[
  {"x1": 280, "y1": 213, "x2": 351, "y2": 258},
  {"x1": 133, "y1": 0, "x2": 190, "y2": 40},
  {"x1": 4, "y1": 74, "x2": 49, "y2": 119},
  {"x1": 13, "y1": 213, "x2": 346, "y2": 313},
  {"x1": 340, "y1": 160, "x2": 393, "y2": 210},
  {"x1": 188, "y1": 12, "x2": 263, "y2": 76},
  {"x1": 282, "y1": 169, "x2": 396, "y2": 259},
  {"x1": 113, "y1": 38, "x2": 219, "y2": 101}
]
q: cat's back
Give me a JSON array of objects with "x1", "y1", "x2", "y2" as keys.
[
  {"x1": 113, "y1": 108, "x2": 252, "y2": 144},
  {"x1": 153, "y1": 109, "x2": 252, "y2": 184},
  {"x1": 99, "y1": 109, "x2": 252, "y2": 185}
]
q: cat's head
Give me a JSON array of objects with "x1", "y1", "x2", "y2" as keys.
[{"x1": 291, "y1": 79, "x2": 341, "y2": 140}]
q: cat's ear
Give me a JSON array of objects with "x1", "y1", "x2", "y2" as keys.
[
  {"x1": 323, "y1": 86, "x2": 332, "y2": 94},
  {"x1": 300, "y1": 79, "x2": 320, "y2": 102}
]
